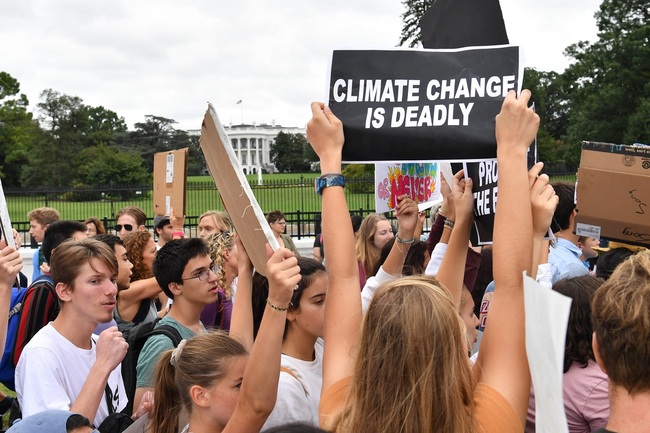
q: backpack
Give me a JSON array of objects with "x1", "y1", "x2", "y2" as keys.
[
  {"x1": 0, "y1": 286, "x2": 28, "y2": 391},
  {"x1": 120, "y1": 318, "x2": 183, "y2": 416},
  {"x1": 10, "y1": 275, "x2": 59, "y2": 371}
]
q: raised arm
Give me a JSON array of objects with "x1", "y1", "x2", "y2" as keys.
[
  {"x1": 477, "y1": 90, "x2": 540, "y2": 425},
  {"x1": 229, "y1": 237, "x2": 255, "y2": 351},
  {"x1": 528, "y1": 162, "x2": 556, "y2": 280},
  {"x1": 435, "y1": 170, "x2": 474, "y2": 309},
  {"x1": 226, "y1": 248, "x2": 299, "y2": 433},
  {"x1": 0, "y1": 246, "x2": 22, "y2": 351},
  {"x1": 306, "y1": 102, "x2": 360, "y2": 393}
]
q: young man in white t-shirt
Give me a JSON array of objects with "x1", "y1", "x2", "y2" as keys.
[{"x1": 16, "y1": 238, "x2": 129, "y2": 427}]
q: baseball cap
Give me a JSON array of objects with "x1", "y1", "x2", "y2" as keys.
[
  {"x1": 153, "y1": 215, "x2": 171, "y2": 229},
  {"x1": 7, "y1": 410, "x2": 99, "y2": 433}
]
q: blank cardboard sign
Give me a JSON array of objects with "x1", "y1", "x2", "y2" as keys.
[
  {"x1": 200, "y1": 104, "x2": 279, "y2": 275},
  {"x1": 153, "y1": 148, "x2": 188, "y2": 217}
]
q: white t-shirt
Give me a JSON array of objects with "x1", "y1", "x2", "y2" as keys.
[
  {"x1": 16, "y1": 323, "x2": 127, "y2": 427},
  {"x1": 262, "y1": 339, "x2": 324, "y2": 431}
]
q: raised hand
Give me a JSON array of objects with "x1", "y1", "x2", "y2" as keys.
[
  {"x1": 265, "y1": 248, "x2": 300, "y2": 310},
  {"x1": 451, "y1": 170, "x2": 474, "y2": 223},
  {"x1": 395, "y1": 195, "x2": 419, "y2": 240},
  {"x1": 306, "y1": 102, "x2": 344, "y2": 172},
  {"x1": 495, "y1": 90, "x2": 540, "y2": 155},
  {"x1": 0, "y1": 246, "x2": 22, "y2": 288},
  {"x1": 530, "y1": 172, "x2": 558, "y2": 237}
]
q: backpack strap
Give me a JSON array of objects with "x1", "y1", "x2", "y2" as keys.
[
  {"x1": 145, "y1": 325, "x2": 183, "y2": 347},
  {"x1": 280, "y1": 367, "x2": 308, "y2": 397}
]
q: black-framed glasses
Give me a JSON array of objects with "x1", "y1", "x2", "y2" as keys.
[
  {"x1": 115, "y1": 224, "x2": 133, "y2": 232},
  {"x1": 182, "y1": 268, "x2": 214, "y2": 282}
]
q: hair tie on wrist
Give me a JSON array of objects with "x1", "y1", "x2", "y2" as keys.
[
  {"x1": 266, "y1": 298, "x2": 291, "y2": 311},
  {"x1": 170, "y1": 339, "x2": 187, "y2": 366},
  {"x1": 396, "y1": 234, "x2": 415, "y2": 244}
]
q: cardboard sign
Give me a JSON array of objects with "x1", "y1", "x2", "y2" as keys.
[
  {"x1": 153, "y1": 148, "x2": 188, "y2": 217},
  {"x1": 576, "y1": 142, "x2": 650, "y2": 246},
  {"x1": 374, "y1": 162, "x2": 441, "y2": 213},
  {"x1": 200, "y1": 104, "x2": 279, "y2": 276},
  {"x1": 328, "y1": 46, "x2": 523, "y2": 163},
  {"x1": 0, "y1": 179, "x2": 15, "y2": 248}
]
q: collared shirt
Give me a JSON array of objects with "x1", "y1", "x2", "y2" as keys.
[{"x1": 548, "y1": 238, "x2": 589, "y2": 283}]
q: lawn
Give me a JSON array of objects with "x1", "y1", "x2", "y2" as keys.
[{"x1": 6, "y1": 173, "x2": 375, "y2": 226}]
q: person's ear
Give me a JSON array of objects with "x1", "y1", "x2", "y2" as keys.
[
  {"x1": 56, "y1": 282, "x2": 73, "y2": 302},
  {"x1": 189, "y1": 385, "x2": 211, "y2": 408},
  {"x1": 169, "y1": 282, "x2": 182, "y2": 297},
  {"x1": 138, "y1": 225, "x2": 146, "y2": 232},
  {"x1": 592, "y1": 333, "x2": 606, "y2": 373},
  {"x1": 286, "y1": 308, "x2": 298, "y2": 322}
]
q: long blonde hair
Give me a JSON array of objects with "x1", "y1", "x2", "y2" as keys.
[
  {"x1": 333, "y1": 276, "x2": 476, "y2": 433},
  {"x1": 206, "y1": 231, "x2": 236, "y2": 298},
  {"x1": 355, "y1": 214, "x2": 388, "y2": 276}
]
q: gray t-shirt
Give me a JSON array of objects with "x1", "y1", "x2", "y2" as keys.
[{"x1": 135, "y1": 316, "x2": 201, "y2": 388}]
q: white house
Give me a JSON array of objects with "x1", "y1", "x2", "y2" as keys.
[{"x1": 188, "y1": 122, "x2": 306, "y2": 175}]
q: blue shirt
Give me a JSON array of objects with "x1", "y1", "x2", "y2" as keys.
[{"x1": 548, "y1": 238, "x2": 588, "y2": 284}]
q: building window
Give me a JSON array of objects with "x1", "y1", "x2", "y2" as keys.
[
  {"x1": 242, "y1": 152, "x2": 248, "y2": 165},
  {"x1": 231, "y1": 138, "x2": 238, "y2": 149},
  {"x1": 241, "y1": 138, "x2": 248, "y2": 150}
]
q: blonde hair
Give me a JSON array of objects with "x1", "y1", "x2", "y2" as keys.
[
  {"x1": 592, "y1": 250, "x2": 650, "y2": 394},
  {"x1": 27, "y1": 207, "x2": 60, "y2": 225},
  {"x1": 199, "y1": 211, "x2": 234, "y2": 232},
  {"x1": 206, "y1": 231, "x2": 236, "y2": 297},
  {"x1": 355, "y1": 214, "x2": 389, "y2": 276},
  {"x1": 333, "y1": 276, "x2": 476, "y2": 433},
  {"x1": 151, "y1": 332, "x2": 248, "y2": 433}
]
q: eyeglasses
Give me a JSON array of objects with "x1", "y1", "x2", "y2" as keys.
[
  {"x1": 182, "y1": 268, "x2": 214, "y2": 282},
  {"x1": 274, "y1": 221, "x2": 286, "y2": 225},
  {"x1": 115, "y1": 224, "x2": 133, "y2": 232}
]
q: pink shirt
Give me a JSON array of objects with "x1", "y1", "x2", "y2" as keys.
[{"x1": 527, "y1": 360, "x2": 609, "y2": 433}]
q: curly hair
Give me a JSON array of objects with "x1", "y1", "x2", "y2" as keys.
[
  {"x1": 205, "y1": 231, "x2": 236, "y2": 298},
  {"x1": 123, "y1": 230, "x2": 154, "y2": 281},
  {"x1": 553, "y1": 275, "x2": 603, "y2": 373}
]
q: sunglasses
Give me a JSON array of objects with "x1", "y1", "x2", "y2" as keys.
[{"x1": 115, "y1": 224, "x2": 134, "y2": 232}]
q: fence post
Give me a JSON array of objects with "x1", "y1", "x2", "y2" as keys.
[
  {"x1": 314, "y1": 212, "x2": 322, "y2": 236},
  {"x1": 296, "y1": 210, "x2": 302, "y2": 239}
]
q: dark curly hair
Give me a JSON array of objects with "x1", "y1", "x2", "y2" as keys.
[
  {"x1": 123, "y1": 230, "x2": 154, "y2": 281},
  {"x1": 553, "y1": 275, "x2": 603, "y2": 372}
]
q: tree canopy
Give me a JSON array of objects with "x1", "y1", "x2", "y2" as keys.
[{"x1": 270, "y1": 132, "x2": 312, "y2": 173}]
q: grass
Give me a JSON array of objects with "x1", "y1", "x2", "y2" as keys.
[{"x1": 6, "y1": 173, "x2": 375, "y2": 226}]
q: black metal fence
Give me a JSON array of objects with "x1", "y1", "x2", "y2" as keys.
[{"x1": 6, "y1": 172, "x2": 577, "y2": 246}]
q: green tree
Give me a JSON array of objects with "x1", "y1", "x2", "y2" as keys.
[
  {"x1": 22, "y1": 89, "x2": 128, "y2": 187},
  {"x1": 561, "y1": 0, "x2": 649, "y2": 168},
  {"x1": 0, "y1": 72, "x2": 39, "y2": 186},
  {"x1": 270, "y1": 132, "x2": 311, "y2": 173},
  {"x1": 72, "y1": 144, "x2": 149, "y2": 197},
  {"x1": 120, "y1": 115, "x2": 198, "y2": 172},
  {"x1": 399, "y1": 0, "x2": 434, "y2": 47}
]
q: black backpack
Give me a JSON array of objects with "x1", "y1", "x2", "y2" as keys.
[{"x1": 120, "y1": 318, "x2": 183, "y2": 416}]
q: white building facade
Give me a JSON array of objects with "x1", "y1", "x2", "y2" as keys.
[{"x1": 189, "y1": 123, "x2": 306, "y2": 175}]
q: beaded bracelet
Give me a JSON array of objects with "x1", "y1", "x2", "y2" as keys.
[
  {"x1": 443, "y1": 219, "x2": 455, "y2": 230},
  {"x1": 266, "y1": 298, "x2": 291, "y2": 311},
  {"x1": 172, "y1": 230, "x2": 185, "y2": 238},
  {"x1": 395, "y1": 234, "x2": 415, "y2": 244}
]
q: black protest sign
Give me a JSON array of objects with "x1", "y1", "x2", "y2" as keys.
[
  {"x1": 329, "y1": 46, "x2": 523, "y2": 163},
  {"x1": 420, "y1": 0, "x2": 509, "y2": 49},
  {"x1": 464, "y1": 160, "x2": 499, "y2": 245},
  {"x1": 463, "y1": 140, "x2": 537, "y2": 245}
]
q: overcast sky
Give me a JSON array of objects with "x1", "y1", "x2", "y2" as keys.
[{"x1": 1, "y1": 0, "x2": 602, "y2": 131}]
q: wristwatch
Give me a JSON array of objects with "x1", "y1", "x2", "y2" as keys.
[{"x1": 315, "y1": 173, "x2": 345, "y2": 196}]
